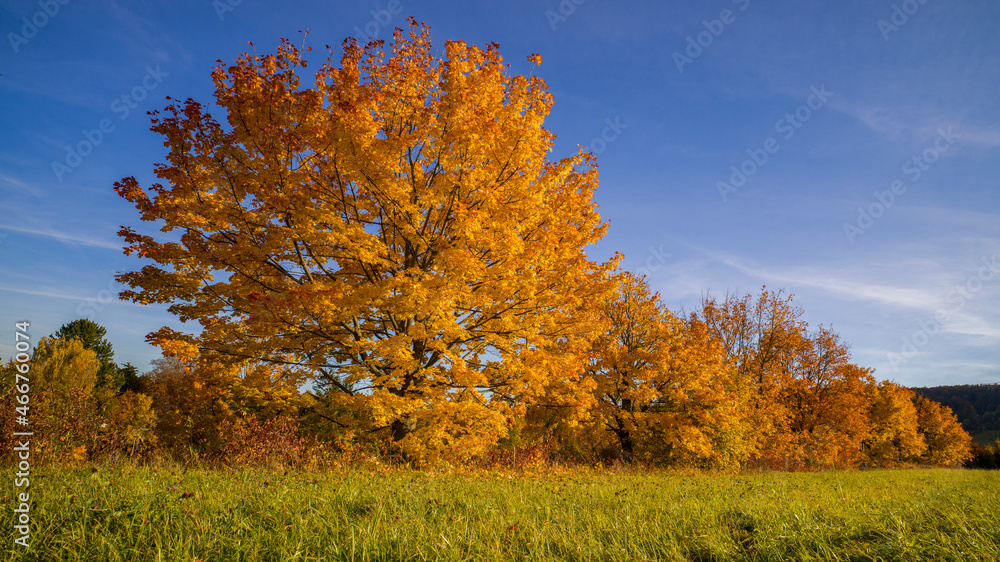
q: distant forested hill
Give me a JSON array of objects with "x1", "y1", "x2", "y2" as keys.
[{"x1": 911, "y1": 384, "x2": 1000, "y2": 445}]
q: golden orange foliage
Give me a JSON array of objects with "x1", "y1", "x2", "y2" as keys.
[
  {"x1": 864, "y1": 381, "x2": 925, "y2": 466},
  {"x1": 913, "y1": 394, "x2": 973, "y2": 466},
  {"x1": 32, "y1": 337, "x2": 100, "y2": 408},
  {"x1": 141, "y1": 357, "x2": 236, "y2": 454},
  {"x1": 774, "y1": 328, "x2": 874, "y2": 468},
  {"x1": 115, "y1": 21, "x2": 616, "y2": 462},
  {"x1": 695, "y1": 288, "x2": 900, "y2": 469},
  {"x1": 582, "y1": 273, "x2": 741, "y2": 466},
  {"x1": 697, "y1": 288, "x2": 806, "y2": 462},
  {"x1": 105, "y1": 392, "x2": 157, "y2": 449}
]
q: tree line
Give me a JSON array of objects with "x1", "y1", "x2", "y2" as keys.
[
  {"x1": 0, "y1": 299, "x2": 973, "y2": 470},
  {"x1": 911, "y1": 384, "x2": 1000, "y2": 439}
]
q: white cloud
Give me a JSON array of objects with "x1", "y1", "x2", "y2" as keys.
[
  {"x1": 0, "y1": 172, "x2": 41, "y2": 197},
  {"x1": 0, "y1": 224, "x2": 121, "y2": 250},
  {"x1": 706, "y1": 251, "x2": 943, "y2": 314},
  {"x1": 843, "y1": 104, "x2": 1000, "y2": 149},
  {"x1": 0, "y1": 285, "x2": 97, "y2": 302}
]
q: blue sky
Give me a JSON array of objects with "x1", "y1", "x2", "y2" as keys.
[{"x1": 1, "y1": 0, "x2": 998, "y2": 387}]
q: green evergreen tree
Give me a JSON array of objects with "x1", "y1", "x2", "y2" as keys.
[{"x1": 54, "y1": 319, "x2": 121, "y2": 391}]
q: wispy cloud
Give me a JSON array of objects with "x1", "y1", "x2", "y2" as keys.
[
  {"x1": 705, "y1": 250, "x2": 941, "y2": 313},
  {"x1": 700, "y1": 248, "x2": 1000, "y2": 345},
  {"x1": 106, "y1": 0, "x2": 189, "y2": 65},
  {"x1": 0, "y1": 285, "x2": 156, "y2": 310},
  {"x1": 0, "y1": 224, "x2": 121, "y2": 250},
  {"x1": 960, "y1": 126, "x2": 1000, "y2": 149},
  {"x1": 843, "y1": 105, "x2": 1000, "y2": 148},
  {"x1": 944, "y1": 313, "x2": 1000, "y2": 340},
  {"x1": 0, "y1": 172, "x2": 41, "y2": 197},
  {"x1": 0, "y1": 285, "x2": 98, "y2": 302}
]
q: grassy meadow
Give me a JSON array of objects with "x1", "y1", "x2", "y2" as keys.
[{"x1": 2, "y1": 465, "x2": 998, "y2": 561}]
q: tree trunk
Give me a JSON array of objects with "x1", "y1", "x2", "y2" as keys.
[
  {"x1": 614, "y1": 427, "x2": 635, "y2": 463},
  {"x1": 621, "y1": 432, "x2": 635, "y2": 463},
  {"x1": 390, "y1": 416, "x2": 417, "y2": 442}
]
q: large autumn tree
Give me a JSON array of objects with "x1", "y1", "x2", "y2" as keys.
[
  {"x1": 696, "y1": 288, "x2": 881, "y2": 468},
  {"x1": 114, "y1": 20, "x2": 616, "y2": 460},
  {"x1": 774, "y1": 326, "x2": 874, "y2": 468},
  {"x1": 583, "y1": 273, "x2": 669, "y2": 462},
  {"x1": 863, "y1": 381, "x2": 925, "y2": 466},
  {"x1": 583, "y1": 272, "x2": 739, "y2": 466},
  {"x1": 913, "y1": 394, "x2": 972, "y2": 466},
  {"x1": 697, "y1": 287, "x2": 808, "y2": 462}
]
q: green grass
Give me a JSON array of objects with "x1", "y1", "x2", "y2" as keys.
[{"x1": 2, "y1": 465, "x2": 998, "y2": 561}]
